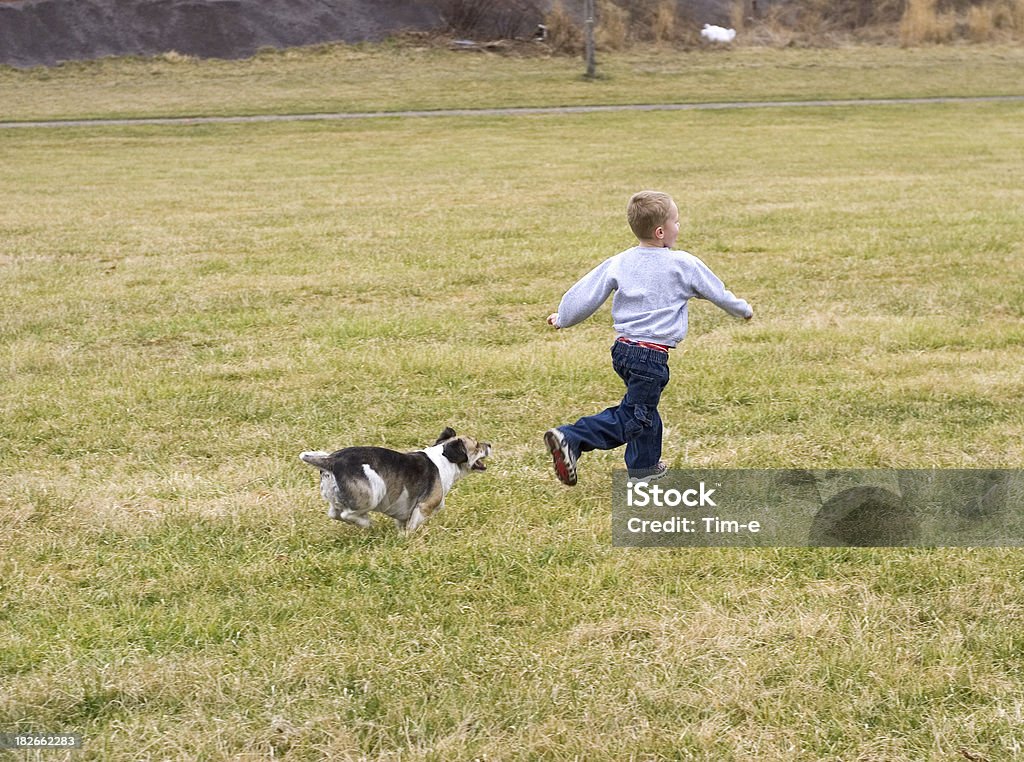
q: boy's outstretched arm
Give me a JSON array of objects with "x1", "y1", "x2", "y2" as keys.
[
  {"x1": 691, "y1": 257, "x2": 753, "y2": 320},
  {"x1": 551, "y1": 258, "x2": 616, "y2": 330}
]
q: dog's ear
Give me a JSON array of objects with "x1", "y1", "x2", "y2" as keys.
[
  {"x1": 442, "y1": 438, "x2": 469, "y2": 464},
  {"x1": 435, "y1": 427, "x2": 457, "y2": 445}
]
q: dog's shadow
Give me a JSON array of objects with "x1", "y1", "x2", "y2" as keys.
[{"x1": 321, "y1": 517, "x2": 436, "y2": 549}]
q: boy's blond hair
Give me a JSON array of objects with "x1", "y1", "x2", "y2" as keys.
[{"x1": 627, "y1": 190, "x2": 674, "y2": 240}]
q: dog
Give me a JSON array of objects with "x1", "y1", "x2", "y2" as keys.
[{"x1": 300, "y1": 427, "x2": 490, "y2": 532}]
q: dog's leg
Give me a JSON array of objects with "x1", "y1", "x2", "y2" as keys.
[
  {"x1": 320, "y1": 471, "x2": 347, "y2": 521},
  {"x1": 404, "y1": 495, "x2": 445, "y2": 534},
  {"x1": 338, "y1": 510, "x2": 372, "y2": 529},
  {"x1": 405, "y1": 507, "x2": 426, "y2": 533},
  {"x1": 403, "y1": 479, "x2": 446, "y2": 533}
]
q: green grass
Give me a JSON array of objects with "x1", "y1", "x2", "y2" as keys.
[
  {"x1": 2, "y1": 43, "x2": 1024, "y2": 122},
  {"x1": 2, "y1": 45, "x2": 1024, "y2": 760}
]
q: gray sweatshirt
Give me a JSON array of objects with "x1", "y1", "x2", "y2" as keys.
[{"x1": 554, "y1": 246, "x2": 752, "y2": 347}]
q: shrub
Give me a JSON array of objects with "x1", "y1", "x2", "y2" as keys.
[
  {"x1": 652, "y1": 0, "x2": 678, "y2": 43},
  {"x1": 967, "y1": 3, "x2": 996, "y2": 40},
  {"x1": 900, "y1": 0, "x2": 957, "y2": 44},
  {"x1": 997, "y1": 0, "x2": 1024, "y2": 35},
  {"x1": 544, "y1": 1, "x2": 583, "y2": 53},
  {"x1": 596, "y1": 0, "x2": 629, "y2": 50},
  {"x1": 433, "y1": 0, "x2": 544, "y2": 39}
]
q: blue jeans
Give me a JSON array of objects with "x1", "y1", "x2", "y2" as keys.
[{"x1": 559, "y1": 341, "x2": 670, "y2": 475}]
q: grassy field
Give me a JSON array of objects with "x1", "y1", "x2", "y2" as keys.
[
  {"x1": 3, "y1": 43, "x2": 1024, "y2": 122},
  {"x1": 2, "y1": 44, "x2": 1024, "y2": 760}
]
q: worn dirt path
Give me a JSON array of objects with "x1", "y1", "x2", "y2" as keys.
[{"x1": 3, "y1": 94, "x2": 1023, "y2": 130}]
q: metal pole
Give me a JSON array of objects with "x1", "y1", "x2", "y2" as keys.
[{"x1": 583, "y1": 0, "x2": 596, "y2": 78}]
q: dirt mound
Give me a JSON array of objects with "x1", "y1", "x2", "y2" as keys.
[{"x1": 0, "y1": 0, "x2": 444, "y2": 68}]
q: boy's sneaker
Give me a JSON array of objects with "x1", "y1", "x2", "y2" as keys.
[
  {"x1": 628, "y1": 461, "x2": 669, "y2": 483},
  {"x1": 544, "y1": 429, "x2": 577, "y2": 486}
]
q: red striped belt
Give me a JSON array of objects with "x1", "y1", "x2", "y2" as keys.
[{"x1": 616, "y1": 337, "x2": 672, "y2": 353}]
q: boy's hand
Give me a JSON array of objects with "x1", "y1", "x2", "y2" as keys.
[{"x1": 547, "y1": 313, "x2": 560, "y2": 328}]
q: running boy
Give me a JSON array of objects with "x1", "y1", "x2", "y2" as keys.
[{"x1": 544, "y1": 190, "x2": 753, "y2": 485}]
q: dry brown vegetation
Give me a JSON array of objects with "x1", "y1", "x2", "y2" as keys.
[{"x1": 541, "y1": 0, "x2": 1024, "y2": 50}]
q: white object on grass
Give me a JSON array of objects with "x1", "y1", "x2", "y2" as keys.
[{"x1": 700, "y1": 24, "x2": 736, "y2": 43}]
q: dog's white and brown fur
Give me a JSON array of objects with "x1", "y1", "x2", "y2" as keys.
[{"x1": 300, "y1": 428, "x2": 490, "y2": 532}]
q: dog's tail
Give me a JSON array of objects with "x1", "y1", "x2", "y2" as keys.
[{"x1": 299, "y1": 451, "x2": 332, "y2": 470}]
